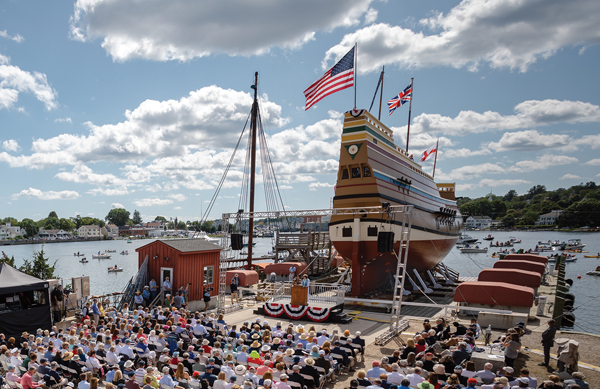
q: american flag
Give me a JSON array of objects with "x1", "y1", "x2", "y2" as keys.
[
  {"x1": 304, "y1": 47, "x2": 354, "y2": 110},
  {"x1": 387, "y1": 82, "x2": 412, "y2": 115}
]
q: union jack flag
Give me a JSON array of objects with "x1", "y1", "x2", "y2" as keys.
[{"x1": 387, "y1": 82, "x2": 412, "y2": 115}]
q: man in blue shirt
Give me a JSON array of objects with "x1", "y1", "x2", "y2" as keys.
[
  {"x1": 78, "y1": 373, "x2": 90, "y2": 389},
  {"x1": 106, "y1": 365, "x2": 119, "y2": 383},
  {"x1": 201, "y1": 365, "x2": 217, "y2": 386},
  {"x1": 91, "y1": 299, "x2": 100, "y2": 326},
  {"x1": 149, "y1": 278, "x2": 158, "y2": 301}
]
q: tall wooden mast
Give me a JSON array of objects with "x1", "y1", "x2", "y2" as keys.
[{"x1": 247, "y1": 72, "x2": 258, "y2": 268}]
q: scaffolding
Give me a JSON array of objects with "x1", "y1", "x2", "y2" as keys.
[{"x1": 217, "y1": 205, "x2": 414, "y2": 321}]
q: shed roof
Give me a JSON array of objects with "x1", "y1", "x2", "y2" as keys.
[{"x1": 137, "y1": 238, "x2": 222, "y2": 253}]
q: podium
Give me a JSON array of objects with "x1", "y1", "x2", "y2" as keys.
[{"x1": 291, "y1": 285, "x2": 308, "y2": 306}]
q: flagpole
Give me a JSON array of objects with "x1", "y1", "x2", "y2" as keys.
[
  {"x1": 405, "y1": 77, "x2": 414, "y2": 153},
  {"x1": 353, "y1": 42, "x2": 357, "y2": 110},
  {"x1": 432, "y1": 138, "x2": 439, "y2": 178},
  {"x1": 378, "y1": 65, "x2": 385, "y2": 121}
]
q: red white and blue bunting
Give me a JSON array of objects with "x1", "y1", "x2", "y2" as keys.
[{"x1": 263, "y1": 303, "x2": 331, "y2": 322}]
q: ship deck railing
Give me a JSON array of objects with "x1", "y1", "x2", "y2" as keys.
[
  {"x1": 267, "y1": 281, "x2": 345, "y2": 306},
  {"x1": 276, "y1": 232, "x2": 330, "y2": 249}
]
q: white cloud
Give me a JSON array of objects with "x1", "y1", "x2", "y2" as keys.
[
  {"x1": 437, "y1": 163, "x2": 505, "y2": 181},
  {"x1": 325, "y1": 0, "x2": 600, "y2": 73},
  {"x1": 0, "y1": 85, "x2": 286, "y2": 169},
  {"x1": 2, "y1": 139, "x2": 20, "y2": 152},
  {"x1": 439, "y1": 147, "x2": 492, "y2": 159},
  {"x1": 111, "y1": 202, "x2": 125, "y2": 209},
  {"x1": 308, "y1": 182, "x2": 335, "y2": 191},
  {"x1": 0, "y1": 55, "x2": 57, "y2": 110},
  {"x1": 174, "y1": 206, "x2": 182, "y2": 210},
  {"x1": 364, "y1": 8, "x2": 378, "y2": 24},
  {"x1": 488, "y1": 130, "x2": 572, "y2": 151},
  {"x1": 406, "y1": 100, "x2": 600, "y2": 136},
  {"x1": 560, "y1": 174, "x2": 582, "y2": 180},
  {"x1": 70, "y1": 0, "x2": 374, "y2": 61},
  {"x1": 133, "y1": 198, "x2": 174, "y2": 207},
  {"x1": 478, "y1": 179, "x2": 530, "y2": 188},
  {"x1": 0, "y1": 30, "x2": 24, "y2": 43},
  {"x1": 168, "y1": 193, "x2": 187, "y2": 202},
  {"x1": 87, "y1": 187, "x2": 130, "y2": 196},
  {"x1": 510, "y1": 155, "x2": 578, "y2": 173},
  {"x1": 12, "y1": 187, "x2": 79, "y2": 200},
  {"x1": 54, "y1": 117, "x2": 72, "y2": 123},
  {"x1": 56, "y1": 164, "x2": 127, "y2": 186},
  {"x1": 575, "y1": 134, "x2": 600, "y2": 149},
  {"x1": 584, "y1": 159, "x2": 600, "y2": 166}
]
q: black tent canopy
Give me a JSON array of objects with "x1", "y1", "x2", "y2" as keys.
[{"x1": 0, "y1": 263, "x2": 52, "y2": 337}]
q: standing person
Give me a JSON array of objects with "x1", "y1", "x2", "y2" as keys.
[
  {"x1": 142, "y1": 287, "x2": 151, "y2": 307},
  {"x1": 134, "y1": 292, "x2": 144, "y2": 308},
  {"x1": 301, "y1": 275, "x2": 310, "y2": 302},
  {"x1": 51, "y1": 285, "x2": 64, "y2": 323},
  {"x1": 502, "y1": 333, "x2": 521, "y2": 368},
  {"x1": 163, "y1": 277, "x2": 172, "y2": 298},
  {"x1": 539, "y1": 320, "x2": 556, "y2": 367},
  {"x1": 288, "y1": 265, "x2": 296, "y2": 282},
  {"x1": 230, "y1": 274, "x2": 240, "y2": 305},
  {"x1": 149, "y1": 278, "x2": 158, "y2": 301},
  {"x1": 203, "y1": 287, "x2": 212, "y2": 312},
  {"x1": 91, "y1": 299, "x2": 100, "y2": 326}
]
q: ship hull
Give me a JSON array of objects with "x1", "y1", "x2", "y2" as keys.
[{"x1": 329, "y1": 110, "x2": 462, "y2": 296}]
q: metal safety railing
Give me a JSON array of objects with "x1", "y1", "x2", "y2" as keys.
[{"x1": 267, "y1": 281, "x2": 345, "y2": 305}]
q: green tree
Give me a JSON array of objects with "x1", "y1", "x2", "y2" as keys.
[
  {"x1": 44, "y1": 217, "x2": 60, "y2": 230},
  {"x1": 132, "y1": 210, "x2": 143, "y2": 224},
  {"x1": 502, "y1": 189, "x2": 518, "y2": 202},
  {"x1": 1, "y1": 217, "x2": 18, "y2": 225},
  {"x1": 105, "y1": 208, "x2": 130, "y2": 227},
  {"x1": 0, "y1": 252, "x2": 15, "y2": 267},
  {"x1": 520, "y1": 210, "x2": 539, "y2": 226},
  {"x1": 526, "y1": 185, "x2": 546, "y2": 199},
  {"x1": 176, "y1": 221, "x2": 187, "y2": 230},
  {"x1": 155, "y1": 216, "x2": 167, "y2": 223},
  {"x1": 48, "y1": 211, "x2": 58, "y2": 219},
  {"x1": 19, "y1": 247, "x2": 58, "y2": 280},
  {"x1": 59, "y1": 218, "x2": 76, "y2": 231},
  {"x1": 501, "y1": 213, "x2": 517, "y2": 228},
  {"x1": 20, "y1": 218, "x2": 39, "y2": 238},
  {"x1": 71, "y1": 215, "x2": 83, "y2": 229},
  {"x1": 80, "y1": 217, "x2": 104, "y2": 228}
]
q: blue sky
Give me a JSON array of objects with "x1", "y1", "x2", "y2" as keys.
[{"x1": 1, "y1": 0, "x2": 600, "y2": 222}]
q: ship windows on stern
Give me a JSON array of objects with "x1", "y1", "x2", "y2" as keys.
[
  {"x1": 363, "y1": 165, "x2": 372, "y2": 177},
  {"x1": 351, "y1": 166, "x2": 361, "y2": 178},
  {"x1": 341, "y1": 167, "x2": 349, "y2": 180}
]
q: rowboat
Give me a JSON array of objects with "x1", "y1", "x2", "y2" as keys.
[
  {"x1": 80, "y1": 258, "x2": 88, "y2": 263},
  {"x1": 105, "y1": 249, "x2": 117, "y2": 253},
  {"x1": 460, "y1": 246, "x2": 488, "y2": 254},
  {"x1": 74, "y1": 253, "x2": 85, "y2": 256},
  {"x1": 548, "y1": 257, "x2": 577, "y2": 263},
  {"x1": 120, "y1": 251, "x2": 129, "y2": 255},
  {"x1": 108, "y1": 267, "x2": 123, "y2": 273},
  {"x1": 92, "y1": 254, "x2": 111, "y2": 259}
]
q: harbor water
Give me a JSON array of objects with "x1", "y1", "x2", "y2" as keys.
[{"x1": 2, "y1": 232, "x2": 599, "y2": 334}]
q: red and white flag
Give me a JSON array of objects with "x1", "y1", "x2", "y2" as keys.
[
  {"x1": 304, "y1": 47, "x2": 355, "y2": 110},
  {"x1": 420, "y1": 144, "x2": 437, "y2": 162}
]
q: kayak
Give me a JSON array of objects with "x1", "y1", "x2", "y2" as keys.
[{"x1": 584, "y1": 255, "x2": 600, "y2": 258}]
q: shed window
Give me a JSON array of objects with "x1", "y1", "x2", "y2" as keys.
[
  {"x1": 341, "y1": 168, "x2": 349, "y2": 180},
  {"x1": 204, "y1": 266, "x2": 214, "y2": 285},
  {"x1": 351, "y1": 167, "x2": 361, "y2": 178}
]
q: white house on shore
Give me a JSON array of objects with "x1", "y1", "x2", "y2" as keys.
[
  {"x1": 37, "y1": 228, "x2": 73, "y2": 240},
  {"x1": 77, "y1": 224, "x2": 102, "y2": 238},
  {"x1": 535, "y1": 210, "x2": 563, "y2": 226},
  {"x1": 0, "y1": 223, "x2": 25, "y2": 239},
  {"x1": 464, "y1": 216, "x2": 493, "y2": 229},
  {"x1": 104, "y1": 224, "x2": 119, "y2": 238}
]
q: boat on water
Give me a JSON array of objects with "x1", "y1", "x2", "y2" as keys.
[
  {"x1": 79, "y1": 258, "x2": 88, "y2": 263},
  {"x1": 74, "y1": 253, "x2": 85, "y2": 256},
  {"x1": 329, "y1": 109, "x2": 462, "y2": 296},
  {"x1": 509, "y1": 237, "x2": 522, "y2": 244},
  {"x1": 460, "y1": 246, "x2": 488, "y2": 254},
  {"x1": 584, "y1": 255, "x2": 600, "y2": 258},
  {"x1": 92, "y1": 254, "x2": 111, "y2": 259},
  {"x1": 482, "y1": 234, "x2": 494, "y2": 241},
  {"x1": 456, "y1": 234, "x2": 478, "y2": 245},
  {"x1": 586, "y1": 266, "x2": 600, "y2": 276},
  {"x1": 105, "y1": 249, "x2": 116, "y2": 253},
  {"x1": 120, "y1": 251, "x2": 129, "y2": 255},
  {"x1": 107, "y1": 267, "x2": 123, "y2": 273},
  {"x1": 560, "y1": 239, "x2": 586, "y2": 251},
  {"x1": 548, "y1": 255, "x2": 577, "y2": 263},
  {"x1": 489, "y1": 241, "x2": 513, "y2": 247},
  {"x1": 127, "y1": 240, "x2": 132, "y2": 243}
]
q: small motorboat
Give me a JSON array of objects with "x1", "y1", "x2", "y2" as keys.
[
  {"x1": 548, "y1": 256, "x2": 577, "y2": 263},
  {"x1": 490, "y1": 242, "x2": 514, "y2": 247},
  {"x1": 108, "y1": 267, "x2": 123, "y2": 273},
  {"x1": 586, "y1": 266, "x2": 600, "y2": 276},
  {"x1": 457, "y1": 234, "x2": 479, "y2": 245},
  {"x1": 93, "y1": 254, "x2": 111, "y2": 259},
  {"x1": 127, "y1": 240, "x2": 132, "y2": 243},
  {"x1": 120, "y1": 251, "x2": 129, "y2": 255},
  {"x1": 560, "y1": 239, "x2": 586, "y2": 251},
  {"x1": 74, "y1": 253, "x2": 85, "y2": 256},
  {"x1": 509, "y1": 237, "x2": 522, "y2": 244},
  {"x1": 80, "y1": 258, "x2": 88, "y2": 263},
  {"x1": 482, "y1": 235, "x2": 494, "y2": 241},
  {"x1": 105, "y1": 249, "x2": 117, "y2": 253},
  {"x1": 460, "y1": 246, "x2": 488, "y2": 254}
]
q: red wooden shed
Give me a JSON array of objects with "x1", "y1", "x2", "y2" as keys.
[
  {"x1": 264, "y1": 262, "x2": 308, "y2": 276},
  {"x1": 136, "y1": 239, "x2": 222, "y2": 302},
  {"x1": 493, "y1": 259, "x2": 546, "y2": 276},
  {"x1": 478, "y1": 268, "x2": 542, "y2": 289},
  {"x1": 454, "y1": 281, "x2": 535, "y2": 307},
  {"x1": 502, "y1": 254, "x2": 548, "y2": 265},
  {"x1": 225, "y1": 270, "x2": 258, "y2": 287}
]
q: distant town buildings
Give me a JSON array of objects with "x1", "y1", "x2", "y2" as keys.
[
  {"x1": 0, "y1": 223, "x2": 25, "y2": 239},
  {"x1": 77, "y1": 225, "x2": 103, "y2": 238},
  {"x1": 37, "y1": 228, "x2": 73, "y2": 240},
  {"x1": 535, "y1": 210, "x2": 563, "y2": 226},
  {"x1": 464, "y1": 215, "x2": 493, "y2": 229}
]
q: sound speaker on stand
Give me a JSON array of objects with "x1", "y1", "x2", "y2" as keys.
[
  {"x1": 377, "y1": 231, "x2": 395, "y2": 253},
  {"x1": 231, "y1": 234, "x2": 243, "y2": 250}
]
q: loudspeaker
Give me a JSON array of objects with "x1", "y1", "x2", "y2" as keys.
[
  {"x1": 377, "y1": 231, "x2": 395, "y2": 253},
  {"x1": 231, "y1": 234, "x2": 243, "y2": 250}
]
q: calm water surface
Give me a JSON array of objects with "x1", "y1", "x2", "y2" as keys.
[{"x1": 3, "y1": 232, "x2": 599, "y2": 334}]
